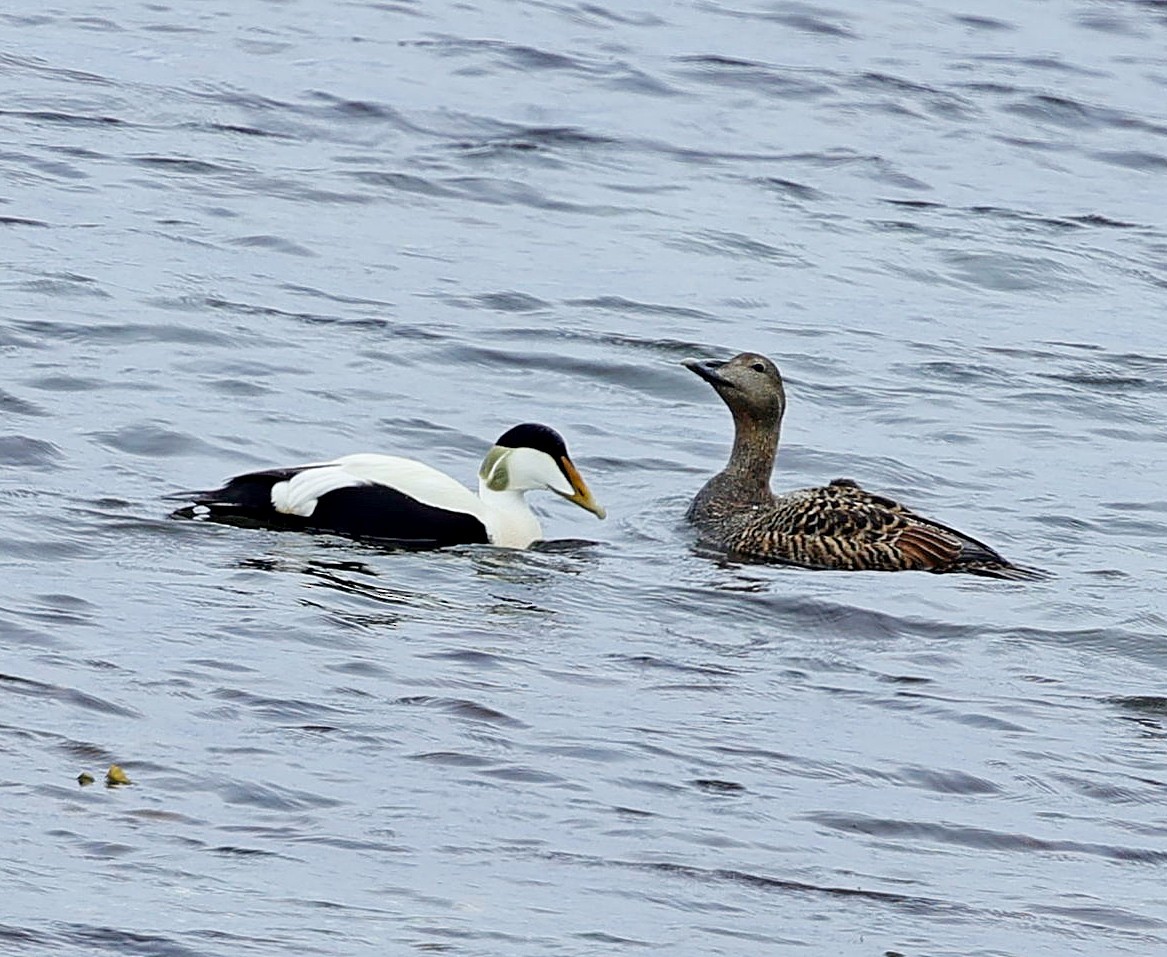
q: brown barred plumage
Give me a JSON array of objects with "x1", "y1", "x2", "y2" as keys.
[{"x1": 684, "y1": 353, "x2": 1041, "y2": 580}]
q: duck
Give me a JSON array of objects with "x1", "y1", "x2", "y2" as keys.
[
  {"x1": 683, "y1": 352, "x2": 1039, "y2": 579},
  {"x1": 170, "y1": 423, "x2": 605, "y2": 549}
]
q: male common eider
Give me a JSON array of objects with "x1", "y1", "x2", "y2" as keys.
[
  {"x1": 172, "y1": 423, "x2": 605, "y2": 549},
  {"x1": 684, "y1": 352, "x2": 1039, "y2": 579}
]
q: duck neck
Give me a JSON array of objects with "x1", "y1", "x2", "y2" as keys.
[
  {"x1": 722, "y1": 409, "x2": 780, "y2": 501},
  {"x1": 477, "y1": 482, "x2": 542, "y2": 549}
]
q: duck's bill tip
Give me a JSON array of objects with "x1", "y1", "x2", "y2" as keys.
[
  {"x1": 559, "y1": 456, "x2": 606, "y2": 519},
  {"x1": 683, "y1": 357, "x2": 727, "y2": 386},
  {"x1": 565, "y1": 488, "x2": 606, "y2": 519}
]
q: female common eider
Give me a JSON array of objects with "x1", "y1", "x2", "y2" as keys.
[
  {"x1": 172, "y1": 423, "x2": 605, "y2": 549},
  {"x1": 684, "y1": 352, "x2": 1038, "y2": 579}
]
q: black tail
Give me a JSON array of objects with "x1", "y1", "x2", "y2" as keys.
[
  {"x1": 918, "y1": 516, "x2": 1047, "y2": 581},
  {"x1": 165, "y1": 467, "x2": 302, "y2": 516},
  {"x1": 952, "y1": 559, "x2": 1050, "y2": 582}
]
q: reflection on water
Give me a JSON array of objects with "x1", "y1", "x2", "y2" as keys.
[{"x1": 2, "y1": 0, "x2": 1167, "y2": 954}]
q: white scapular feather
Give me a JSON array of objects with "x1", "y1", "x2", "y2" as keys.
[{"x1": 270, "y1": 454, "x2": 488, "y2": 520}]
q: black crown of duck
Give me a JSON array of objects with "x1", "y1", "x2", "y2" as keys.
[
  {"x1": 172, "y1": 423, "x2": 605, "y2": 549},
  {"x1": 684, "y1": 352, "x2": 1039, "y2": 579}
]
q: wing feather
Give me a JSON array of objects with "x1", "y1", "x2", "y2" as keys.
[
  {"x1": 173, "y1": 454, "x2": 492, "y2": 545},
  {"x1": 771, "y1": 480, "x2": 998, "y2": 572},
  {"x1": 274, "y1": 454, "x2": 485, "y2": 520},
  {"x1": 893, "y1": 524, "x2": 962, "y2": 568}
]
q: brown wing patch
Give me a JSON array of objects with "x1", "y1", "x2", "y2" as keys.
[
  {"x1": 893, "y1": 524, "x2": 962, "y2": 569},
  {"x1": 714, "y1": 481, "x2": 1014, "y2": 574}
]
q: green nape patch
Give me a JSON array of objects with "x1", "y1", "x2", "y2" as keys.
[{"x1": 478, "y1": 446, "x2": 510, "y2": 491}]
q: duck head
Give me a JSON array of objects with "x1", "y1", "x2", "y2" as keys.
[
  {"x1": 478, "y1": 423, "x2": 606, "y2": 518},
  {"x1": 683, "y1": 352, "x2": 786, "y2": 426}
]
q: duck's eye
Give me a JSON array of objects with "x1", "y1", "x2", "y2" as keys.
[{"x1": 750, "y1": 362, "x2": 766, "y2": 373}]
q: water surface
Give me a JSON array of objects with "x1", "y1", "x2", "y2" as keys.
[{"x1": 3, "y1": 1, "x2": 1167, "y2": 954}]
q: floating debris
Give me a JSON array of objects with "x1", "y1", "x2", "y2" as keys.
[{"x1": 105, "y1": 765, "x2": 131, "y2": 787}]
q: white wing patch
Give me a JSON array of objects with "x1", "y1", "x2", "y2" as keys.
[{"x1": 270, "y1": 454, "x2": 486, "y2": 520}]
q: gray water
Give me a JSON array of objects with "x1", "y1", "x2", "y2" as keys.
[{"x1": 3, "y1": 1, "x2": 1167, "y2": 954}]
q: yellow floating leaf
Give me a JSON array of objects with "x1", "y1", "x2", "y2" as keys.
[
  {"x1": 105, "y1": 765, "x2": 131, "y2": 787},
  {"x1": 77, "y1": 772, "x2": 95, "y2": 786}
]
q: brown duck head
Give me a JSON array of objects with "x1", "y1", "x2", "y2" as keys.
[{"x1": 683, "y1": 352, "x2": 786, "y2": 428}]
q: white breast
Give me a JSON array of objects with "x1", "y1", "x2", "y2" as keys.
[{"x1": 477, "y1": 486, "x2": 543, "y2": 548}]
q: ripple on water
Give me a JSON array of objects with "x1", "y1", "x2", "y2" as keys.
[
  {"x1": 217, "y1": 780, "x2": 344, "y2": 812},
  {"x1": 0, "y1": 435, "x2": 62, "y2": 469},
  {"x1": 90, "y1": 424, "x2": 215, "y2": 457},
  {"x1": 0, "y1": 389, "x2": 46, "y2": 416},
  {"x1": 0, "y1": 673, "x2": 140, "y2": 718},
  {"x1": 394, "y1": 695, "x2": 527, "y2": 728},
  {"x1": 2, "y1": 1, "x2": 1167, "y2": 954},
  {"x1": 806, "y1": 811, "x2": 1167, "y2": 865}
]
